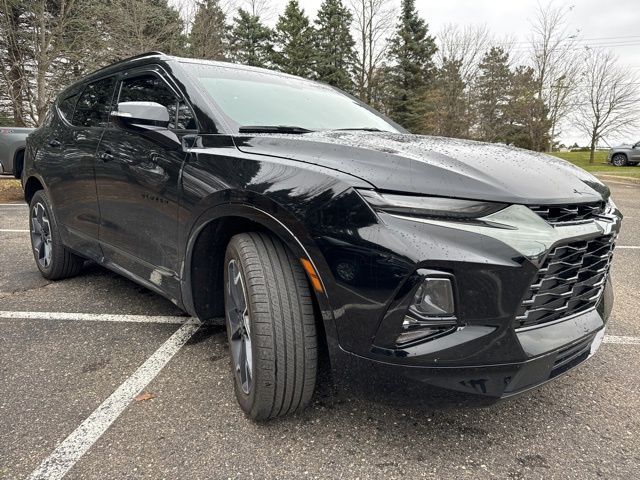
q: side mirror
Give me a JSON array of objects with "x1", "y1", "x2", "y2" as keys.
[
  {"x1": 111, "y1": 101, "x2": 170, "y2": 129},
  {"x1": 111, "y1": 101, "x2": 181, "y2": 148}
]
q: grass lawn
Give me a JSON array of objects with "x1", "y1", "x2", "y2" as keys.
[{"x1": 549, "y1": 151, "x2": 640, "y2": 179}]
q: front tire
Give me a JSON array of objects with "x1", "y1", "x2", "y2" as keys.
[
  {"x1": 224, "y1": 232, "x2": 318, "y2": 421},
  {"x1": 29, "y1": 190, "x2": 84, "y2": 280},
  {"x1": 611, "y1": 153, "x2": 627, "y2": 167}
]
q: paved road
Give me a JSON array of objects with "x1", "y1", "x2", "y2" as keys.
[{"x1": 1, "y1": 180, "x2": 639, "y2": 479}]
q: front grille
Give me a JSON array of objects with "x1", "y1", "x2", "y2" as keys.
[
  {"x1": 516, "y1": 235, "x2": 615, "y2": 329},
  {"x1": 529, "y1": 202, "x2": 606, "y2": 225}
]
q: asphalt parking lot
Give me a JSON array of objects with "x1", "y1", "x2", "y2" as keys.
[{"x1": 1, "y1": 178, "x2": 639, "y2": 480}]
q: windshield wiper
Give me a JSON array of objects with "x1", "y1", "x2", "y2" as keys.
[
  {"x1": 331, "y1": 127, "x2": 384, "y2": 132},
  {"x1": 238, "y1": 125, "x2": 314, "y2": 134}
]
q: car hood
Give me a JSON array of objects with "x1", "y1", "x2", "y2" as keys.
[{"x1": 235, "y1": 131, "x2": 609, "y2": 205}]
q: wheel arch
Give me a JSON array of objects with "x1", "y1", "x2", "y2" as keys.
[
  {"x1": 181, "y1": 202, "x2": 336, "y2": 338},
  {"x1": 23, "y1": 175, "x2": 46, "y2": 203}
]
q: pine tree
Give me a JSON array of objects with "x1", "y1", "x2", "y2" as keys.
[
  {"x1": 422, "y1": 59, "x2": 469, "y2": 137},
  {"x1": 188, "y1": 0, "x2": 228, "y2": 60},
  {"x1": 506, "y1": 66, "x2": 551, "y2": 150},
  {"x1": 474, "y1": 47, "x2": 512, "y2": 143},
  {"x1": 272, "y1": 0, "x2": 315, "y2": 77},
  {"x1": 386, "y1": 0, "x2": 437, "y2": 133},
  {"x1": 228, "y1": 8, "x2": 273, "y2": 68},
  {"x1": 313, "y1": 0, "x2": 356, "y2": 92}
]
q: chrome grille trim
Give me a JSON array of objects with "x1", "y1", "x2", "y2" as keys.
[
  {"x1": 515, "y1": 234, "x2": 615, "y2": 329},
  {"x1": 529, "y1": 202, "x2": 606, "y2": 225}
]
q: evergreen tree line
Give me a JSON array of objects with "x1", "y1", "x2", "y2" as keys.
[
  {"x1": 187, "y1": 0, "x2": 551, "y2": 150},
  {"x1": 2, "y1": 0, "x2": 636, "y2": 154}
]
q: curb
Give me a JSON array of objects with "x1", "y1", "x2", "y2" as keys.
[{"x1": 595, "y1": 174, "x2": 640, "y2": 185}]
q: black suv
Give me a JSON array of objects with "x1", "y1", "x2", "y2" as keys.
[{"x1": 24, "y1": 53, "x2": 621, "y2": 420}]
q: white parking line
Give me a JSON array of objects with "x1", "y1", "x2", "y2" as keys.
[
  {"x1": 0, "y1": 229, "x2": 29, "y2": 232},
  {"x1": 616, "y1": 246, "x2": 640, "y2": 250},
  {"x1": 0, "y1": 203, "x2": 26, "y2": 206},
  {"x1": 8, "y1": 307, "x2": 638, "y2": 480},
  {"x1": 603, "y1": 335, "x2": 640, "y2": 345},
  {"x1": 0, "y1": 310, "x2": 198, "y2": 324},
  {"x1": 27, "y1": 320, "x2": 201, "y2": 480}
]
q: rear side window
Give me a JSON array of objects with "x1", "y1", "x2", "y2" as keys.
[
  {"x1": 73, "y1": 77, "x2": 116, "y2": 128},
  {"x1": 58, "y1": 93, "x2": 79, "y2": 123},
  {"x1": 118, "y1": 74, "x2": 196, "y2": 130}
]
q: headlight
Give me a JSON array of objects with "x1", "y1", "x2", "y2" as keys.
[{"x1": 357, "y1": 189, "x2": 507, "y2": 220}]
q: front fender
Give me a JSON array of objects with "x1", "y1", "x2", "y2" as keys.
[{"x1": 180, "y1": 199, "x2": 341, "y2": 359}]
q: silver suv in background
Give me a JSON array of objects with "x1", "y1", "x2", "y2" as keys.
[
  {"x1": 0, "y1": 127, "x2": 34, "y2": 178},
  {"x1": 608, "y1": 141, "x2": 640, "y2": 167}
]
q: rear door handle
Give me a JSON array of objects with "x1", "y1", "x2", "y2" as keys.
[
  {"x1": 100, "y1": 150, "x2": 114, "y2": 162},
  {"x1": 48, "y1": 139, "x2": 61, "y2": 148}
]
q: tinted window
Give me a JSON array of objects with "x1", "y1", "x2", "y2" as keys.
[
  {"x1": 177, "y1": 102, "x2": 197, "y2": 130},
  {"x1": 73, "y1": 77, "x2": 116, "y2": 127},
  {"x1": 118, "y1": 74, "x2": 196, "y2": 130},
  {"x1": 58, "y1": 93, "x2": 79, "y2": 123}
]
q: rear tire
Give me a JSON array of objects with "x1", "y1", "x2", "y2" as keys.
[
  {"x1": 611, "y1": 153, "x2": 627, "y2": 167},
  {"x1": 29, "y1": 190, "x2": 84, "y2": 280},
  {"x1": 224, "y1": 232, "x2": 318, "y2": 421}
]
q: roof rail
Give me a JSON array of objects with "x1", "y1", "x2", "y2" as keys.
[{"x1": 89, "y1": 51, "x2": 167, "y2": 76}]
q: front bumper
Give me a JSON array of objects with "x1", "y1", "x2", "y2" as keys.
[
  {"x1": 313, "y1": 192, "x2": 621, "y2": 401},
  {"x1": 334, "y1": 279, "x2": 612, "y2": 400}
]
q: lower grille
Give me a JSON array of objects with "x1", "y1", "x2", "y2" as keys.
[
  {"x1": 516, "y1": 235, "x2": 615, "y2": 329},
  {"x1": 550, "y1": 335, "x2": 594, "y2": 378}
]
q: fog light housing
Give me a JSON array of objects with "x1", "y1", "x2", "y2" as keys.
[
  {"x1": 396, "y1": 277, "x2": 457, "y2": 346},
  {"x1": 410, "y1": 278, "x2": 455, "y2": 318}
]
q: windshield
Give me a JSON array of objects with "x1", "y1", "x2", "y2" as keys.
[{"x1": 180, "y1": 62, "x2": 400, "y2": 133}]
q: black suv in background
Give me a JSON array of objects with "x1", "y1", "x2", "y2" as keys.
[{"x1": 24, "y1": 53, "x2": 621, "y2": 420}]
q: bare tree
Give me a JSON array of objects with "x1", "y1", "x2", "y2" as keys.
[
  {"x1": 348, "y1": 0, "x2": 395, "y2": 104},
  {"x1": 529, "y1": 1, "x2": 581, "y2": 151},
  {"x1": 214, "y1": 0, "x2": 274, "y2": 21},
  {"x1": 242, "y1": 0, "x2": 275, "y2": 19},
  {"x1": 103, "y1": 0, "x2": 185, "y2": 59},
  {"x1": 572, "y1": 49, "x2": 639, "y2": 163},
  {"x1": 0, "y1": 1, "x2": 27, "y2": 125},
  {"x1": 0, "y1": 0, "x2": 105, "y2": 126},
  {"x1": 437, "y1": 23, "x2": 492, "y2": 86}
]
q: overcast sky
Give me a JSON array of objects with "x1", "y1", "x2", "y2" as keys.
[
  {"x1": 269, "y1": 0, "x2": 640, "y2": 67},
  {"x1": 262, "y1": 1, "x2": 640, "y2": 62},
  {"x1": 178, "y1": 0, "x2": 640, "y2": 145}
]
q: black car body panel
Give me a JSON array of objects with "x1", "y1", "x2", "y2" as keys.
[
  {"x1": 23, "y1": 53, "x2": 622, "y2": 403},
  {"x1": 236, "y1": 131, "x2": 610, "y2": 204}
]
